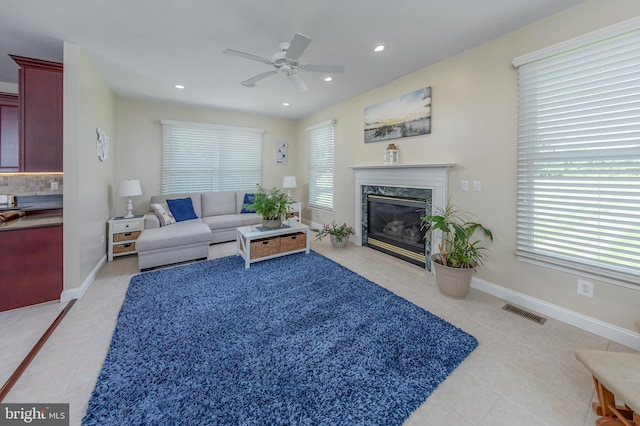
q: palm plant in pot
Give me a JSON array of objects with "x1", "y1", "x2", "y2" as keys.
[
  {"x1": 243, "y1": 185, "x2": 291, "y2": 229},
  {"x1": 421, "y1": 200, "x2": 493, "y2": 298}
]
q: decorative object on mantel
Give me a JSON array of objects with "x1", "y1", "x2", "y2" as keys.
[
  {"x1": 383, "y1": 143, "x2": 399, "y2": 165},
  {"x1": 96, "y1": 128, "x2": 109, "y2": 162},
  {"x1": 421, "y1": 199, "x2": 493, "y2": 298},
  {"x1": 117, "y1": 179, "x2": 142, "y2": 219},
  {"x1": 364, "y1": 86, "x2": 431, "y2": 143},
  {"x1": 315, "y1": 221, "x2": 355, "y2": 248},
  {"x1": 243, "y1": 185, "x2": 291, "y2": 229}
]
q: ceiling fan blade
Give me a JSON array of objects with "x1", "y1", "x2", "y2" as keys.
[
  {"x1": 288, "y1": 73, "x2": 309, "y2": 92},
  {"x1": 241, "y1": 71, "x2": 277, "y2": 87},
  {"x1": 302, "y1": 64, "x2": 345, "y2": 74},
  {"x1": 223, "y1": 49, "x2": 272, "y2": 65},
  {"x1": 286, "y1": 33, "x2": 311, "y2": 60}
]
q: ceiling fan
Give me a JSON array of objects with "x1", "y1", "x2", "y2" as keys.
[{"x1": 223, "y1": 33, "x2": 345, "y2": 92}]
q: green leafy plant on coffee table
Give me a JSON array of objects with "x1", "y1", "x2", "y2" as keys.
[{"x1": 243, "y1": 185, "x2": 291, "y2": 221}]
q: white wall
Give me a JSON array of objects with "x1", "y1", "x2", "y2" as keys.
[
  {"x1": 0, "y1": 82, "x2": 18, "y2": 93},
  {"x1": 295, "y1": 0, "x2": 640, "y2": 332},
  {"x1": 114, "y1": 98, "x2": 298, "y2": 215},
  {"x1": 63, "y1": 43, "x2": 117, "y2": 292}
]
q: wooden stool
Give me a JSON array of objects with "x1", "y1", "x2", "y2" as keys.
[{"x1": 576, "y1": 350, "x2": 640, "y2": 425}]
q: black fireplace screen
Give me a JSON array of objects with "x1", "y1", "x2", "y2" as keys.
[{"x1": 367, "y1": 195, "x2": 427, "y2": 267}]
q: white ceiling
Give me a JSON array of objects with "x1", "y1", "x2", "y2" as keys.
[{"x1": 0, "y1": 0, "x2": 584, "y2": 119}]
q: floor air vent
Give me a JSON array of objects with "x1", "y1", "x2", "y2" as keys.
[{"x1": 502, "y1": 304, "x2": 547, "y2": 325}]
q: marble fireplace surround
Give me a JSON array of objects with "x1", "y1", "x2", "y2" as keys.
[{"x1": 350, "y1": 163, "x2": 454, "y2": 269}]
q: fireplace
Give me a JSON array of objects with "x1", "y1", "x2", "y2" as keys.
[
  {"x1": 350, "y1": 163, "x2": 453, "y2": 271},
  {"x1": 367, "y1": 195, "x2": 427, "y2": 267}
]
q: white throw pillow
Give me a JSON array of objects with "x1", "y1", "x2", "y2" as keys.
[{"x1": 150, "y1": 203, "x2": 176, "y2": 226}]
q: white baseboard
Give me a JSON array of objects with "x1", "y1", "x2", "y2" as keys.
[
  {"x1": 308, "y1": 220, "x2": 322, "y2": 230},
  {"x1": 60, "y1": 255, "x2": 107, "y2": 302},
  {"x1": 472, "y1": 277, "x2": 640, "y2": 351}
]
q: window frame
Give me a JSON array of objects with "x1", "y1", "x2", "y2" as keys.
[
  {"x1": 160, "y1": 120, "x2": 263, "y2": 195},
  {"x1": 513, "y1": 16, "x2": 640, "y2": 288},
  {"x1": 307, "y1": 120, "x2": 336, "y2": 212}
]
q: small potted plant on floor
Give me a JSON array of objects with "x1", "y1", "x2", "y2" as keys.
[
  {"x1": 315, "y1": 221, "x2": 355, "y2": 248},
  {"x1": 244, "y1": 185, "x2": 291, "y2": 229},
  {"x1": 421, "y1": 200, "x2": 493, "y2": 298}
]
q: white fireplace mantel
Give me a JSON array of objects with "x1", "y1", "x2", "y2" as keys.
[{"x1": 350, "y1": 163, "x2": 454, "y2": 254}]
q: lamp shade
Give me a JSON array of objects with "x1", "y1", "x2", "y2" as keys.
[
  {"x1": 117, "y1": 179, "x2": 142, "y2": 197},
  {"x1": 282, "y1": 176, "x2": 297, "y2": 189}
]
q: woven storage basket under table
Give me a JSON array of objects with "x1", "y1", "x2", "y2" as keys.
[
  {"x1": 113, "y1": 242, "x2": 136, "y2": 254},
  {"x1": 250, "y1": 237, "x2": 280, "y2": 259},
  {"x1": 280, "y1": 232, "x2": 306, "y2": 253},
  {"x1": 113, "y1": 231, "x2": 141, "y2": 242}
]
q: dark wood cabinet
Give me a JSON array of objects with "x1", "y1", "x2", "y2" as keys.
[
  {"x1": 0, "y1": 93, "x2": 19, "y2": 171},
  {"x1": 10, "y1": 55, "x2": 63, "y2": 172},
  {"x1": 0, "y1": 225, "x2": 63, "y2": 312}
]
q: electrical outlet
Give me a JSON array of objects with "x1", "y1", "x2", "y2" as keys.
[
  {"x1": 101, "y1": 234, "x2": 105, "y2": 245},
  {"x1": 461, "y1": 180, "x2": 469, "y2": 191},
  {"x1": 51, "y1": 181, "x2": 58, "y2": 190},
  {"x1": 473, "y1": 180, "x2": 481, "y2": 192},
  {"x1": 577, "y1": 279, "x2": 594, "y2": 298},
  {"x1": 316, "y1": 211, "x2": 321, "y2": 218}
]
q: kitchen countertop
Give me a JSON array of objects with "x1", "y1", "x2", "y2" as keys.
[
  {"x1": 0, "y1": 194, "x2": 63, "y2": 212},
  {"x1": 0, "y1": 214, "x2": 63, "y2": 231}
]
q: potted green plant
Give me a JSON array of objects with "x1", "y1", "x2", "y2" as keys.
[
  {"x1": 421, "y1": 200, "x2": 493, "y2": 298},
  {"x1": 315, "y1": 221, "x2": 355, "y2": 248},
  {"x1": 244, "y1": 185, "x2": 291, "y2": 229}
]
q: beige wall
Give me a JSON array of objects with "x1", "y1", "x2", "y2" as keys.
[
  {"x1": 114, "y1": 98, "x2": 298, "y2": 214},
  {"x1": 296, "y1": 0, "x2": 640, "y2": 331},
  {"x1": 63, "y1": 44, "x2": 117, "y2": 291}
]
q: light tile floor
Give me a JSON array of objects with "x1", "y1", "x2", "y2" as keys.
[{"x1": 1, "y1": 240, "x2": 637, "y2": 425}]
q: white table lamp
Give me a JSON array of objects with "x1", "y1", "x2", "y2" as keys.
[
  {"x1": 282, "y1": 176, "x2": 297, "y2": 200},
  {"x1": 118, "y1": 179, "x2": 142, "y2": 218}
]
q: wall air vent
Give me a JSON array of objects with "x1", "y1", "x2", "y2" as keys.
[{"x1": 502, "y1": 304, "x2": 547, "y2": 325}]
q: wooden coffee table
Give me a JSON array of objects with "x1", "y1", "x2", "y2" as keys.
[{"x1": 236, "y1": 223, "x2": 310, "y2": 268}]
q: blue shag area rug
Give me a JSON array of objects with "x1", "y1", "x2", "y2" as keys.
[{"x1": 83, "y1": 251, "x2": 477, "y2": 425}]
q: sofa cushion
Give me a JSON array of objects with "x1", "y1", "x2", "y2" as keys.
[
  {"x1": 167, "y1": 197, "x2": 198, "y2": 222},
  {"x1": 136, "y1": 219, "x2": 211, "y2": 252},
  {"x1": 240, "y1": 213, "x2": 262, "y2": 226},
  {"x1": 202, "y1": 214, "x2": 243, "y2": 230},
  {"x1": 202, "y1": 191, "x2": 236, "y2": 216},
  {"x1": 150, "y1": 193, "x2": 202, "y2": 217}
]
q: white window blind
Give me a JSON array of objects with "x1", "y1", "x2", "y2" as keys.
[
  {"x1": 307, "y1": 120, "x2": 335, "y2": 211},
  {"x1": 161, "y1": 120, "x2": 263, "y2": 194},
  {"x1": 514, "y1": 20, "x2": 640, "y2": 285}
]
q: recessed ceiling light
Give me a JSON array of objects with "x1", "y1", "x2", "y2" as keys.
[
  {"x1": 373, "y1": 44, "x2": 385, "y2": 53},
  {"x1": 282, "y1": 102, "x2": 290, "y2": 107},
  {"x1": 323, "y1": 76, "x2": 333, "y2": 82},
  {"x1": 174, "y1": 84, "x2": 185, "y2": 89}
]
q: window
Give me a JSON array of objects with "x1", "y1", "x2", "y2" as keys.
[
  {"x1": 307, "y1": 120, "x2": 336, "y2": 211},
  {"x1": 513, "y1": 18, "x2": 640, "y2": 285},
  {"x1": 161, "y1": 120, "x2": 263, "y2": 194}
]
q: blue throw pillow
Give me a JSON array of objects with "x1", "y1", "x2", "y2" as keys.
[
  {"x1": 166, "y1": 197, "x2": 198, "y2": 222},
  {"x1": 240, "y1": 193, "x2": 256, "y2": 214}
]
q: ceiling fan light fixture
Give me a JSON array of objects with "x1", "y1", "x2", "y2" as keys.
[{"x1": 373, "y1": 43, "x2": 385, "y2": 53}]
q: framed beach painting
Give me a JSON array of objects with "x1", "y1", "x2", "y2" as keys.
[{"x1": 364, "y1": 86, "x2": 431, "y2": 143}]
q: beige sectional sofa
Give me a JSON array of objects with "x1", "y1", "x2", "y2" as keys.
[{"x1": 136, "y1": 191, "x2": 261, "y2": 270}]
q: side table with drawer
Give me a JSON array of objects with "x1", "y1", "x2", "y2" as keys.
[{"x1": 107, "y1": 215, "x2": 144, "y2": 261}]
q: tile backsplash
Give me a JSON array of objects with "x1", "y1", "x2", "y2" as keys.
[{"x1": 0, "y1": 173, "x2": 64, "y2": 196}]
